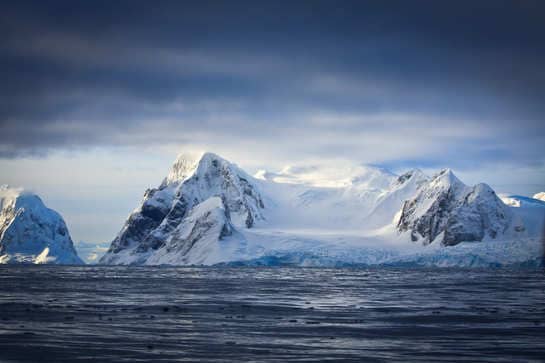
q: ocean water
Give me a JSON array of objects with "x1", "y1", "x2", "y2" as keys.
[{"x1": 0, "y1": 266, "x2": 544, "y2": 362}]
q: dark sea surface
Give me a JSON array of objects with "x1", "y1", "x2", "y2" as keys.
[{"x1": 0, "y1": 266, "x2": 544, "y2": 362}]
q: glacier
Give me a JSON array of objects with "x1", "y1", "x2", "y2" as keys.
[
  {"x1": 99, "y1": 152, "x2": 545, "y2": 267},
  {"x1": 0, "y1": 185, "x2": 83, "y2": 264}
]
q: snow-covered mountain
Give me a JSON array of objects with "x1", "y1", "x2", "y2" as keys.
[
  {"x1": 397, "y1": 169, "x2": 512, "y2": 246},
  {"x1": 533, "y1": 192, "x2": 545, "y2": 202},
  {"x1": 100, "y1": 152, "x2": 265, "y2": 265},
  {"x1": 100, "y1": 152, "x2": 545, "y2": 267},
  {"x1": 0, "y1": 185, "x2": 83, "y2": 264}
]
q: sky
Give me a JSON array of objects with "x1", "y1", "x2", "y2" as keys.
[{"x1": 1, "y1": 1, "x2": 544, "y2": 257}]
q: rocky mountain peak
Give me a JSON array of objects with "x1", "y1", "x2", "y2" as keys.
[
  {"x1": 397, "y1": 171, "x2": 511, "y2": 246},
  {"x1": 429, "y1": 168, "x2": 464, "y2": 190},
  {"x1": 100, "y1": 151, "x2": 265, "y2": 265}
]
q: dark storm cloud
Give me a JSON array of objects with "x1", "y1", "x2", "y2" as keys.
[{"x1": 1, "y1": 0, "x2": 544, "y2": 167}]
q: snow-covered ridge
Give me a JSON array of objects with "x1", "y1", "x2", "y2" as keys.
[
  {"x1": 254, "y1": 163, "x2": 395, "y2": 189},
  {"x1": 0, "y1": 185, "x2": 83, "y2": 264},
  {"x1": 100, "y1": 152, "x2": 545, "y2": 267}
]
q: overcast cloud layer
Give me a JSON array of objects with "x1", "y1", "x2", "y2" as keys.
[{"x1": 1, "y1": 1, "x2": 544, "y2": 249}]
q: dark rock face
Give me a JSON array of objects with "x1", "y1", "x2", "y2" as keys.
[
  {"x1": 398, "y1": 186, "x2": 457, "y2": 244},
  {"x1": 108, "y1": 188, "x2": 173, "y2": 254},
  {"x1": 134, "y1": 196, "x2": 190, "y2": 254},
  {"x1": 441, "y1": 184, "x2": 510, "y2": 246},
  {"x1": 395, "y1": 171, "x2": 415, "y2": 185},
  {"x1": 397, "y1": 170, "x2": 511, "y2": 246}
]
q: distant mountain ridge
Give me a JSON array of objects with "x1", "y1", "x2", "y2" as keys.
[{"x1": 99, "y1": 152, "x2": 544, "y2": 267}]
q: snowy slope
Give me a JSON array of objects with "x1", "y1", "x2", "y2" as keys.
[
  {"x1": 499, "y1": 194, "x2": 545, "y2": 238},
  {"x1": 255, "y1": 163, "x2": 395, "y2": 189},
  {"x1": 100, "y1": 152, "x2": 545, "y2": 267},
  {"x1": 363, "y1": 169, "x2": 429, "y2": 229},
  {"x1": 532, "y1": 192, "x2": 545, "y2": 202},
  {"x1": 254, "y1": 164, "x2": 401, "y2": 230},
  {"x1": 0, "y1": 185, "x2": 83, "y2": 264}
]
